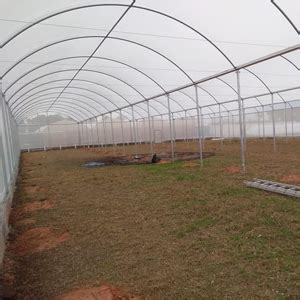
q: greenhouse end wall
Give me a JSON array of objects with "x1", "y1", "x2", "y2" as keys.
[{"x1": 18, "y1": 107, "x2": 300, "y2": 151}]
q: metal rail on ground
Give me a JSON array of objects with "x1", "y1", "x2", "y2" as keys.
[{"x1": 245, "y1": 178, "x2": 300, "y2": 198}]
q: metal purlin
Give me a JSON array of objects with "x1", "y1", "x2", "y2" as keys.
[{"x1": 46, "y1": 2, "x2": 137, "y2": 113}]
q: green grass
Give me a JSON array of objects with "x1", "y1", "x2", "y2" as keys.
[
  {"x1": 174, "y1": 217, "x2": 216, "y2": 238},
  {"x1": 6, "y1": 138, "x2": 300, "y2": 299}
]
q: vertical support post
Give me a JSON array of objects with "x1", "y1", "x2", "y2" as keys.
[
  {"x1": 231, "y1": 114, "x2": 235, "y2": 138},
  {"x1": 193, "y1": 116, "x2": 196, "y2": 141},
  {"x1": 151, "y1": 116, "x2": 155, "y2": 144},
  {"x1": 81, "y1": 123, "x2": 85, "y2": 147},
  {"x1": 194, "y1": 85, "x2": 203, "y2": 166},
  {"x1": 160, "y1": 115, "x2": 164, "y2": 143},
  {"x1": 146, "y1": 101, "x2": 153, "y2": 156},
  {"x1": 284, "y1": 102, "x2": 288, "y2": 143},
  {"x1": 271, "y1": 93, "x2": 276, "y2": 152},
  {"x1": 95, "y1": 117, "x2": 101, "y2": 147},
  {"x1": 291, "y1": 107, "x2": 294, "y2": 138},
  {"x1": 184, "y1": 110, "x2": 188, "y2": 142},
  {"x1": 90, "y1": 119, "x2": 94, "y2": 148},
  {"x1": 219, "y1": 104, "x2": 223, "y2": 150},
  {"x1": 236, "y1": 70, "x2": 246, "y2": 173},
  {"x1": 262, "y1": 106, "x2": 265, "y2": 141},
  {"x1": 77, "y1": 123, "x2": 81, "y2": 147},
  {"x1": 85, "y1": 121, "x2": 90, "y2": 148},
  {"x1": 136, "y1": 119, "x2": 140, "y2": 144},
  {"x1": 243, "y1": 101, "x2": 247, "y2": 151},
  {"x1": 46, "y1": 112, "x2": 50, "y2": 150},
  {"x1": 167, "y1": 94, "x2": 175, "y2": 161},
  {"x1": 213, "y1": 113, "x2": 217, "y2": 138},
  {"x1": 200, "y1": 107, "x2": 205, "y2": 150},
  {"x1": 142, "y1": 118, "x2": 146, "y2": 145},
  {"x1": 257, "y1": 110, "x2": 261, "y2": 138},
  {"x1": 131, "y1": 106, "x2": 138, "y2": 157},
  {"x1": 129, "y1": 120, "x2": 133, "y2": 144},
  {"x1": 119, "y1": 110, "x2": 126, "y2": 155},
  {"x1": 172, "y1": 113, "x2": 176, "y2": 152},
  {"x1": 102, "y1": 116, "x2": 107, "y2": 147},
  {"x1": 227, "y1": 111, "x2": 231, "y2": 139},
  {"x1": 110, "y1": 112, "x2": 116, "y2": 155}
]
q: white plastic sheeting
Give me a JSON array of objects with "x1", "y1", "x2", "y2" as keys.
[{"x1": 0, "y1": 0, "x2": 299, "y2": 123}]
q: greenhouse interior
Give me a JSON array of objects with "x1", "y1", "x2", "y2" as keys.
[{"x1": 0, "y1": 0, "x2": 299, "y2": 298}]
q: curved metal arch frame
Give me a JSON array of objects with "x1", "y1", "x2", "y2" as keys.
[
  {"x1": 271, "y1": 0, "x2": 300, "y2": 35},
  {"x1": 3, "y1": 35, "x2": 193, "y2": 84},
  {"x1": 17, "y1": 100, "x2": 134, "y2": 124},
  {"x1": 6, "y1": 54, "x2": 191, "y2": 116},
  {"x1": 12, "y1": 85, "x2": 120, "y2": 115},
  {"x1": 18, "y1": 103, "x2": 89, "y2": 122},
  {"x1": 281, "y1": 55, "x2": 300, "y2": 70},
  {"x1": 178, "y1": 90, "x2": 215, "y2": 115},
  {"x1": 7, "y1": 69, "x2": 167, "y2": 120},
  {"x1": 8, "y1": 68, "x2": 168, "y2": 118},
  {"x1": 11, "y1": 85, "x2": 132, "y2": 112},
  {"x1": 6, "y1": 53, "x2": 239, "y2": 122},
  {"x1": 16, "y1": 102, "x2": 92, "y2": 123},
  {"x1": 8, "y1": 69, "x2": 180, "y2": 120},
  {"x1": 13, "y1": 88, "x2": 146, "y2": 121},
  {"x1": 15, "y1": 90, "x2": 113, "y2": 117},
  {"x1": 131, "y1": 99, "x2": 184, "y2": 119},
  {"x1": 3, "y1": 34, "x2": 194, "y2": 120},
  {"x1": 0, "y1": 3, "x2": 298, "y2": 127},
  {"x1": 215, "y1": 76, "x2": 270, "y2": 113},
  {"x1": 3, "y1": 35, "x2": 282, "y2": 121},
  {"x1": 11, "y1": 83, "x2": 170, "y2": 123},
  {"x1": 5, "y1": 56, "x2": 218, "y2": 123},
  {"x1": 0, "y1": 3, "x2": 235, "y2": 69},
  {"x1": 18, "y1": 107, "x2": 82, "y2": 124},
  {"x1": 15, "y1": 96, "x2": 106, "y2": 121},
  {"x1": 7, "y1": 54, "x2": 188, "y2": 118},
  {"x1": 11, "y1": 83, "x2": 162, "y2": 120},
  {"x1": 8, "y1": 68, "x2": 146, "y2": 105}
]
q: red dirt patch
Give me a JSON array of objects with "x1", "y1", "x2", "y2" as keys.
[
  {"x1": 9, "y1": 200, "x2": 53, "y2": 224},
  {"x1": 57, "y1": 284, "x2": 140, "y2": 300},
  {"x1": 22, "y1": 200, "x2": 53, "y2": 213},
  {"x1": 224, "y1": 166, "x2": 241, "y2": 174},
  {"x1": 11, "y1": 227, "x2": 69, "y2": 256},
  {"x1": 281, "y1": 175, "x2": 300, "y2": 185},
  {"x1": 15, "y1": 218, "x2": 36, "y2": 226}
]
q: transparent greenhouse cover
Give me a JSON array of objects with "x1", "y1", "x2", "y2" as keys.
[{"x1": 0, "y1": 0, "x2": 299, "y2": 123}]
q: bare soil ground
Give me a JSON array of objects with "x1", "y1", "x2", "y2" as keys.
[{"x1": 3, "y1": 138, "x2": 300, "y2": 299}]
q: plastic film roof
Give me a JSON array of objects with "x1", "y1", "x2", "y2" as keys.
[{"x1": 0, "y1": 0, "x2": 299, "y2": 123}]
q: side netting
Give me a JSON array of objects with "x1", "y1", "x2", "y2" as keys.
[{"x1": 0, "y1": 82, "x2": 21, "y2": 262}]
